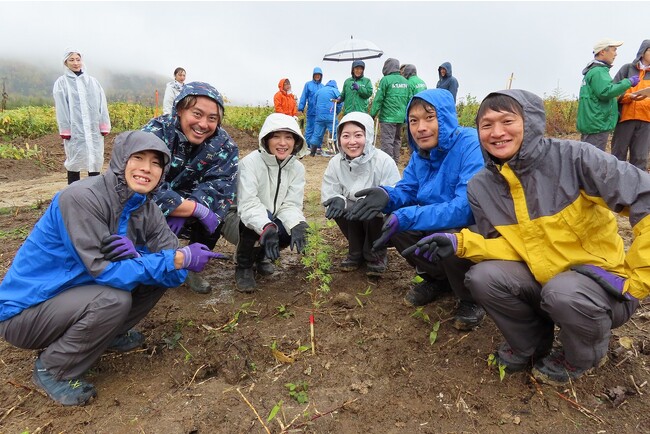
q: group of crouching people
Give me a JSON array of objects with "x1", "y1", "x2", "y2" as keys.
[{"x1": 0, "y1": 83, "x2": 648, "y2": 407}]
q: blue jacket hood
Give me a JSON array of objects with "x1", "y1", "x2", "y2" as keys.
[
  {"x1": 325, "y1": 80, "x2": 338, "y2": 88},
  {"x1": 312, "y1": 67, "x2": 323, "y2": 82},
  {"x1": 438, "y1": 62, "x2": 453, "y2": 78},
  {"x1": 406, "y1": 89, "x2": 459, "y2": 155}
]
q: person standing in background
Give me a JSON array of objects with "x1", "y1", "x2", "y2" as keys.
[
  {"x1": 53, "y1": 50, "x2": 110, "y2": 185},
  {"x1": 371, "y1": 58, "x2": 410, "y2": 165},
  {"x1": 402, "y1": 64, "x2": 428, "y2": 98},
  {"x1": 611, "y1": 40, "x2": 650, "y2": 170},
  {"x1": 274, "y1": 78, "x2": 298, "y2": 117},
  {"x1": 162, "y1": 67, "x2": 186, "y2": 116},
  {"x1": 340, "y1": 60, "x2": 373, "y2": 115},
  {"x1": 436, "y1": 62, "x2": 459, "y2": 103},
  {"x1": 577, "y1": 39, "x2": 638, "y2": 151},
  {"x1": 298, "y1": 67, "x2": 324, "y2": 148}
]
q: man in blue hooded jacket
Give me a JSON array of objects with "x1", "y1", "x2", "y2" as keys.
[
  {"x1": 436, "y1": 62, "x2": 459, "y2": 103},
  {"x1": 347, "y1": 89, "x2": 485, "y2": 330},
  {"x1": 298, "y1": 67, "x2": 324, "y2": 149},
  {"x1": 309, "y1": 80, "x2": 342, "y2": 156}
]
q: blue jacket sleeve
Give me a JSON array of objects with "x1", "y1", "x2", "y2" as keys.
[
  {"x1": 383, "y1": 153, "x2": 420, "y2": 211},
  {"x1": 95, "y1": 250, "x2": 187, "y2": 291}
]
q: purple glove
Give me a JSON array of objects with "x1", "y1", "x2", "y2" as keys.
[
  {"x1": 629, "y1": 75, "x2": 640, "y2": 87},
  {"x1": 571, "y1": 265, "x2": 635, "y2": 301},
  {"x1": 178, "y1": 243, "x2": 226, "y2": 272},
  {"x1": 166, "y1": 216, "x2": 187, "y2": 236},
  {"x1": 260, "y1": 223, "x2": 280, "y2": 260},
  {"x1": 401, "y1": 233, "x2": 458, "y2": 263},
  {"x1": 371, "y1": 214, "x2": 400, "y2": 251},
  {"x1": 192, "y1": 202, "x2": 219, "y2": 234},
  {"x1": 346, "y1": 187, "x2": 390, "y2": 221},
  {"x1": 100, "y1": 234, "x2": 141, "y2": 261},
  {"x1": 352, "y1": 82, "x2": 360, "y2": 91}
]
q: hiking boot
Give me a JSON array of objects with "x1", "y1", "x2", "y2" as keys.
[
  {"x1": 235, "y1": 267, "x2": 256, "y2": 293},
  {"x1": 532, "y1": 348, "x2": 608, "y2": 386},
  {"x1": 186, "y1": 271, "x2": 211, "y2": 294},
  {"x1": 32, "y1": 358, "x2": 97, "y2": 406},
  {"x1": 366, "y1": 255, "x2": 387, "y2": 277},
  {"x1": 255, "y1": 257, "x2": 275, "y2": 276},
  {"x1": 108, "y1": 330, "x2": 144, "y2": 352},
  {"x1": 404, "y1": 279, "x2": 452, "y2": 307},
  {"x1": 310, "y1": 146, "x2": 317, "y2": 157},
  {"x1": 452, "y1": 301, "x2": 486, "y2": 331},
  {"x1": 493, "y1": 342, "x2": 550, "y2": 373},
  {"x1": 340, "y1": 256, "x2": 362, "y2": 272}
]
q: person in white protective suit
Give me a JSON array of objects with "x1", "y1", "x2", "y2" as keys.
[{"x1": 53, "y1": 50, "x2": 111, "y2": 185}]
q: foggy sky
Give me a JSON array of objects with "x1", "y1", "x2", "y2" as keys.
[{"x1": 1, "y1": 1, "x2": 649, "y2": 105}]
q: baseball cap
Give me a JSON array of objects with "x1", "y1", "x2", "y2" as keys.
[{"x1": 593, "y1": 39, "x2": 624, "y2": 54}]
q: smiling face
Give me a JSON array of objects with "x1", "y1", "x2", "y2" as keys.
[
  {"x1": 175, "y1": 70, "x2": 186, "y2": 83},
  {"x1": 477, "y1": 109, "x2": 524, "y2": 162},
  {"x1": 65, "y1": 53, "x2": 82, "y2": 72},
  {"x1": 339, "y1": 122, "x2": 366, "y2": 159},
  {"x1": 408, "y1": 103, "x2": 439, "y2": 151},
  {"x1": 177, "y1": 96, "x2": 220, "y2": 145},
  {"x1": 267, "y1": 131, "x2": 295, "y2": 161},
  {"x1": 125, "y1": 150, "x2": 164, "y2": 194}
]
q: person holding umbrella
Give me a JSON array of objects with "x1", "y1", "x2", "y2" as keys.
[{"x1": 340, "y1": 60, "x2": 373, "y2": 115}]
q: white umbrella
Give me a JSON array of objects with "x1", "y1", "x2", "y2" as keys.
[{"x1": 322, "y1": 35, "x2": 383, "y2": 62}]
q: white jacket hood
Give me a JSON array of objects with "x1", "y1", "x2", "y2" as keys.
[
  {"x1": 336, "y1": 111, "x2": 376, "y2": 165},
  {"x1": 258, "y1": 113, "x2": 306, "y2": 158}
]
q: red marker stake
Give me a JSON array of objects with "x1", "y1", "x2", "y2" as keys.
[{"x1": 310, "y1": 312, "x2": 315, "y2": 355}]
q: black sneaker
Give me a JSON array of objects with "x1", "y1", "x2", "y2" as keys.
[
  {"x1": 255, "y1": 258, "x2": 275, "y2": 276},
  {"x1": 452, "y1": 301, "x2": 486, "y2": 331},
  {"x1": 186, "y1": 271, "x2": 211, "y2": 294},
  {"x1": 235, "y1": 267, "x2": 256, "y2": 293},
  {"x1": 340, "y1": 256, "x2": 362, "y2": 272},
  {"x1": 532, "y1": 348, "x2": 607, "y2": 386},
  {"x1": 108, "y1": 330, "x2": 144, "y2": 352},
  {"x1": 32, "y1": 358, "x2": 96, "y2": 406},
  {"x1": 366, "y1": 256, "x2": 387, "y2": 276},
  {"x1": 404, "y1": 279, "x2": 452, "y2": 307},
  {"x1": 493, "y1": 342, "x2": 550, "y2": 373}
]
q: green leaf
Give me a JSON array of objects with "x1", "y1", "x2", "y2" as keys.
[{"x1": 267, "y1": 400, "x2": 283, "y2": 422}]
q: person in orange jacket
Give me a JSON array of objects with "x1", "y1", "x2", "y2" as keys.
[{"x1": 274, "y1": 78, "x2": 298, "y2": 117}]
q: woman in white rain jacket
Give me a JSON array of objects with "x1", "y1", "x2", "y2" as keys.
[
  {"x1": 53, "y1": 50, "x2": 111, "y2": 185},
  {"x1": 321, "y1": 112, "x2": 400, "y2": 275},
  {"x1": 235, "y1": 113, "x2": 309, "y2": 292}
]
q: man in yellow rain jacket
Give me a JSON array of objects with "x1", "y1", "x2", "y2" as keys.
[{"x1": 403, "y1": 89, "x2": 648, "y2": 386}]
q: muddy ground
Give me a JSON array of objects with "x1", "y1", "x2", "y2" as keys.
[{"x1": 0, "y1": 129, "x2": 649, "y2": 434}]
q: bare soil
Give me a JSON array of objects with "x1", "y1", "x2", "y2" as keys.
[{"x1": 0, "y1": 130, "x2": 649, "y2": 434}]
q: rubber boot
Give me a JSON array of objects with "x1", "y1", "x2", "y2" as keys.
[
  {"x1": 255, "y1": 249, "x2": 275, "y2": 276},
  {"x1": 310, "y1": 145, "x2": 317, "y2": 157},
  {"x1": 186, "y1": 271, "x2": 211, "y2": 294},
  {"x1": 235, "y1": 229, "x2": 257, "y2": 293}
]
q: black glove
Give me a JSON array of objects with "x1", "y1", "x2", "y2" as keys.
[
  {"x1": 346, "y1": 187, "x2": 390, "y2": 221},
  {"x1": 323, "y1": 197, "x2": 346, "y2": 219},
  {"x1": 260, "y1": 223, "x2": 280, "y2": 260},
  {"x1": 290, "y1": 221, "x2": 309, "y2": 254},
  {"x1": 401, "y1": 233, "x2": 458, "y2": 263}
]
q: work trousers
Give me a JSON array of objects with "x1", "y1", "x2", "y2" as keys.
[
  {"x1": 334, "y1": 216, "x2": 385, "y2": 263},
  {"x1": 465, "y1": 260, "x2": 639, "y2": 369},
  {"x1": 0, "y1": 284, "x2": 166, "y2": 379},
  {"x1": 391, "y1": 230, "x2": 474, "y2": 302},
  {"x1": 611, "y1": 119, "x2": 650, "y2": 171},
  {"x1": 379, "y1": 122, "x2": 403, "y2": 165},
  {"x1": 581, "y1": 131, "x2": 610, "y2": 152}
]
